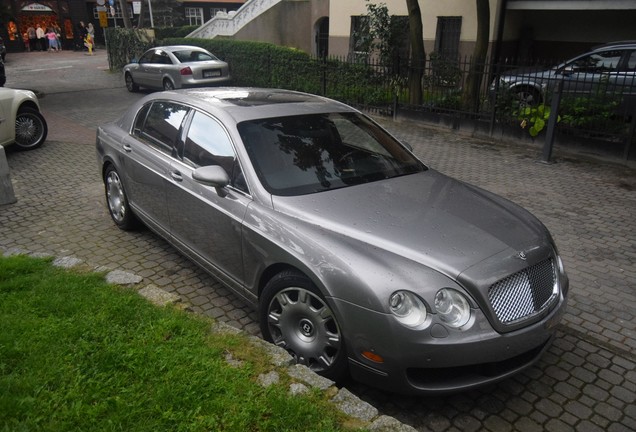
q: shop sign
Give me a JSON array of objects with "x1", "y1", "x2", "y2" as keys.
[{"x1": 22, "y1": 3, "x2": 54, "y2": 12}]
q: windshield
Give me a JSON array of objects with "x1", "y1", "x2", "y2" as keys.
[{"x1": 238, "y1": 112, "x2": 426, "y2": 196}]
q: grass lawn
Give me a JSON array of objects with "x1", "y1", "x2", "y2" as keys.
[{"x1": 0, "y1": 255, "x2": 358, "y2": 431}]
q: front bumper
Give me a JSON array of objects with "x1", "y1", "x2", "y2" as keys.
[{"x1": 331, "y1": 290, "x2": 567, "y2": 395}]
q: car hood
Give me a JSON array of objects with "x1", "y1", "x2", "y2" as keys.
[{"x1": 271, "y1": 170, "x2": 549, "y2": 280}]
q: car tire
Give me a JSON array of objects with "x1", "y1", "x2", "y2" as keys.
[
  {"x1": 104, "y1": 165, "x2": 139, "y2": 230},
  {"x1": 260, "y1": 270, "x2": 348, "y2": 382},
  {"x1": 515, "y1": 87, "x2": 542, "y2": 107},
  {"x1": 163, "y1": 79, "x2": 175, "y2": 91},
  {"x1": 125, "y1": 73, "x2": 139, "y2": 92},
  {"x1": 14, "y1": 107, "x2": 47, "y2": 151}
]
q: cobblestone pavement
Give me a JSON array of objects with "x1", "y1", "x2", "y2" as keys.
[{"x1": 1, "y1": 51, "x2": 635, "y2": 431}]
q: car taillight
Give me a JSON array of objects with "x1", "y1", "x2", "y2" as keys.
[{"x1": 180, "y1": 67, "x2": 193, "y2": 76}]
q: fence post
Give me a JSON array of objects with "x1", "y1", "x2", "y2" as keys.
[
  {"x1": 0, "y1": 146, "x2": 17, "y2": 205},
  {"x1": 542, "y1": 78, "x2": 564, "y2": 163},
  {"x1": 623, "y1": 107, "x2": 636, "y2": 160},
  {"x1": 321, "y1": 57, "x2": 327, "y2": 96}
]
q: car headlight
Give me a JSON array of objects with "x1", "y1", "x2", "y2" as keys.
[
  {"x1": 434, "y1": 288, "x2": 471, "y2": 328},
  {"x1": 389, "y1": 291, "x2": 428, "y2": 328}
]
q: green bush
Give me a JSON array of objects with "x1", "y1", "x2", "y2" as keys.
[{"x1": 105, "y1": 28, "x2": 154, "y2": 70}]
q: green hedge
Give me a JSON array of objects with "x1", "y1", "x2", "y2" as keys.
[
  {"x1": 107, "y1": 30, "x2": 394, "y2": 106},
  {"x1": 159, "y1": 37, "x2": 320, "y2": 92}
]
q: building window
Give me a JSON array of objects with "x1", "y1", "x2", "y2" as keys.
[
  {"x1": 185, "y1": 7, "x2": 204, "y2": 26},
  {"x1": 210, "y1": 7, "x2": 227, "y2": 18},
  {"x1": 349, "y1": 15, "x2": 370, "y2": 61},
  {"x1": 435, "y1": 17, "x2": 462, "y2": 60}
]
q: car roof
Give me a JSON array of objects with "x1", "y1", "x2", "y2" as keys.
[
  {"x1": 153, "y1": 45, "x2": 210, "y2": 53},
  {"x1": 592, "y1": 41, "x2": 636, "y2": 50},
  {"x1": 152, "y1": 87, "x2": 358, "y2": 123}
]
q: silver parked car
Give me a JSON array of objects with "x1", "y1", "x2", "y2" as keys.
[
  {"x1": 494, "y1": 41, "x2": 636, "y2": 106},
  {"x1": 96, "y1": 88, "x2": 568, "y2": 394},
  {"x1": 123, "y1": 45, "x2": 231, "y2": 92}
]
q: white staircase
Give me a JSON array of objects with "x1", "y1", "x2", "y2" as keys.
[{"x1": 187, "y1": 0, "x2": 284, "y2": 39}]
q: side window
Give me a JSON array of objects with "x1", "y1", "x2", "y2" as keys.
[
  {"x1": 139, "y1": 101, "x2": 189, "y2": 155},
  {"x1": 183, "y1": 111, "x2": 248, "y2": 193},
  {"x1": 158, "y1": 52, "x2": 172, "y2": 65},
  {"x1": 626, "y1": 51, "x2": 636, "y2": 71},
  {"x1": 132, "y1": 103, "x2": 151, "y2": 135},
  {"x1": 138, "y1": 51, "x2": 153, "y2": 64},
  {"x1": 571, "y1": 51, "x2": 622, "y2": 73}
]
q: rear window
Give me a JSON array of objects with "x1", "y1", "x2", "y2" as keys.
[{"x1": 173, "y1": 50, "x2": 218, "y2": 63}]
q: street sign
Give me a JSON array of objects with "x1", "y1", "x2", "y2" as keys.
[{"x1": 99, "y1": 11, "x2": 108, "y2": 27}]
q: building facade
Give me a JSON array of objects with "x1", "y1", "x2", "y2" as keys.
[{"x1": 1, "y1": 0, "x2": 245, "y2": 52}]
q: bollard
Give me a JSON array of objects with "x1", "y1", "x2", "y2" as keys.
[
  {"x1": 542, "y1": 78, "x2": 564, "y2": 163},
  {"x1": 0, "y1": 146, "x2": 17, "y2": 205}
]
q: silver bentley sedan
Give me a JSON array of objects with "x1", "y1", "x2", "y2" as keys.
[
  {"x1": 96, "y1": 88, "x2": 568, "y2": 394},
  {"x1": 123, "y1": 45, "x2": 231, "y2": 92}
]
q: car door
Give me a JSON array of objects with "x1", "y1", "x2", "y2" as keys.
[
  {"x1": 136, "y1": 50, "x2": 172, "y2": 89},
  {"x1": 145, "y1": 50, "x2": 172, "y2": 89},
  {"x1": 122, "y1": 100, "x2": 190, "y2": 236},
  {"x1": 134, "y1": 50, "x2": 155, "y2": 87},
  {"x1": 166, "y1": 109, "x2": 251, "y2": 290}
]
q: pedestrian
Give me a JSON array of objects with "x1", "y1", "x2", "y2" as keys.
[
  {"x1": 35, "y1": 24, "x2": 45, "y2": 51},
  {"x1": 27, "y1": 25, "x2": 36, "y2": 51},
  {"x1": 52, "y1": 23, "x2": 63, "y2": 50},
  {"x1": 87, "y1": 23, "x2": 95, "y2": 51},
  {"x1": 84, "y1": 33, "x2": 94, "y2": 55},
  {"x1": 46, "y1": 27, "x2": 59, "y2": 52},
  {"x1": 22, "y1": 32, "x2": 30, "y2": 52},
  {"x1": 76, "y1": 21, "x2": 87, "y2": 51}
]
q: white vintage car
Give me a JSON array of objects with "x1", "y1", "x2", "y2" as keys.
[{"x1": 0, "y1": 87, "x2": 47, "y2": 151}]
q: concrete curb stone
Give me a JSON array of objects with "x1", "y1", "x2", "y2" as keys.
[{"x1": 1, "y1": 248, "x2": 415, "y2": 431}]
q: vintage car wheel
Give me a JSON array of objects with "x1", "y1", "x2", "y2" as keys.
[
  {"x1": 14, "y1": 107, "x2": 47, "y2": 150},
  {"x1": 104, "y1": 165, "x2": 139, "y2": 230},
  {"x1": 260, "y1": 271, "x2": 348, "y2": 382},
  {"x1": 125, "y1": 73, "x2": 139, "y2": 92}
]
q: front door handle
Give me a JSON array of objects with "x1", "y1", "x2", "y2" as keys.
[{"x1": 170, "y1": 171, "x2": 183, "y2": 182}]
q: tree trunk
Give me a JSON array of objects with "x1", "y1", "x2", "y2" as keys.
[
  {"x1": 406, "y1": 0, "x2": 425, "y2": 105},
  {"x1": 462, "y1": 0, "x2": 490, "y2": 113},
  {"x1": 137, "y1": 1, "x2": 146, "y2": 28},
  {"x1": 119, "y1": 0, "x2": 133, "y2": 28}
]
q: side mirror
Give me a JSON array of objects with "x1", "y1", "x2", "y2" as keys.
[
  {"x1": 192, "y1": 165, "x2": 230, "y2": 197},
  {"x1": 559, "y1": 66, "x2": 574, "y2": 77}
]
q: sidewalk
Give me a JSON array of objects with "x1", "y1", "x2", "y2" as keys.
[{"x1": 1, "y1": 49, "x2": 635, "y2": 431}]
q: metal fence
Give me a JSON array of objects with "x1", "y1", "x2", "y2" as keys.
[{"x1": 301, "y1": 54, "x2": 636, "y2": 161}]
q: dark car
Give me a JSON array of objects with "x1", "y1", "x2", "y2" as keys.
[
  {"x1": 96, "y1": 88, "x2": 568, "y2": 395},
  {"x1": 493, "y1": 41, "x2": 636, "y2": 106}
]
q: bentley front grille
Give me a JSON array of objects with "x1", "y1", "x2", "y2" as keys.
[{"x1": 488, "y1": 258, "x2": 557, "y2": 325}]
